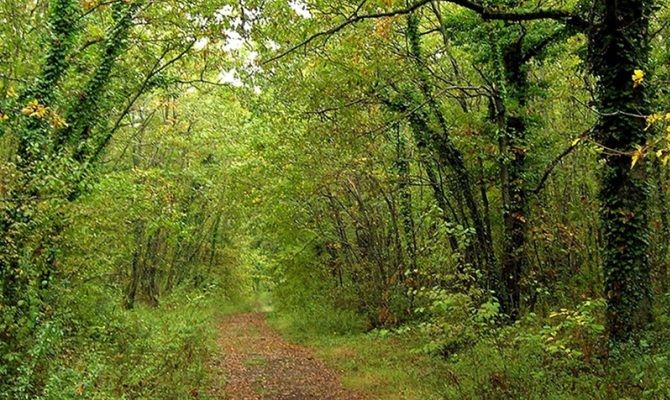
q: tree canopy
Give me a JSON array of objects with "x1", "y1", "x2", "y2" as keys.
[{"x1": 2, "y1": 0, "x2": 670, "y2": 398}]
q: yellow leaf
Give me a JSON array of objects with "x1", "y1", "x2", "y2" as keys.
[
  {"x1": 571, "y1": 137, "x2": 582, "y2": 147},
  {"x1": 631, "y1": 154, "x2": 640, "y2": 168},
  {"x1": 631, "y1": 146, "x2": 643, "y2": 168},
  {"x1": 632, "y1": 69, "x2": 645, "y2": 88},
  {"x1": 647, "y1": 113, "x2": 662, "y2": 125},
  {"x1": 82, "y1": 0, "x2": 96, "y2": 10},
  {"x1": 48, "y1": 111, "x2": 68, "y2": 128},
  {"x1": 21, "y1": 100, "x2": 48, "y2": 119},
  {"x1": 0, "y1": 113, "x2": 8, "y2": 122},
  {"x1": 374, "y1": 17, "x2": 393, "y2": 38}
]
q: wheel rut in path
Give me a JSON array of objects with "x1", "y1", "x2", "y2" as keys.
[{"x1": 209, "y1": 312, "x2": 364, "y2": 400}]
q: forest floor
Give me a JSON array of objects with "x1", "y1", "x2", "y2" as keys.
[{"x1": 208, "y1": 312, "x2": 365, "y2": 400}]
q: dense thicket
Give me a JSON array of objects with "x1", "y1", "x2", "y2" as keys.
[
  {"x1": 248, "y1": 0, "x2": 670, "y2": 396},
  {"x1": 2, "y1": 0, "x2": 670, "y2": 398},
  {"x1": 0, "y1": 1, "x2": 256, "y2": 397}
]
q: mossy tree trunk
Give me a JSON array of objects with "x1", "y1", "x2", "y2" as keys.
[
  {"x1": 589, "y1": 0, "x2": 654, "y2": 342},
  {"x1": 497, "y1": 36, "x2": 529, "y2": 321}
]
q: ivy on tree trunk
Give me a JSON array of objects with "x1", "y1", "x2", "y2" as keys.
[{"x1": 589, "y1": 0, "x2": 654, "y2": 342}]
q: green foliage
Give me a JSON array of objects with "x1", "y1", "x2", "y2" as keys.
[
  {"x1": 270, "y1": 302, "x2": 367, "y2": 341},
  {"x1": 41, "y1": 291, "x2": 217, "y2": 400},
  {"x1": 286, "y1": 298, "x2": 670, "y2": 399},
  {"x1": 1, "y1": 0, "x2": 251, "y2": 395},
  {"x1": 3, "y1": 0, "x2": 670, "y2": 397}
]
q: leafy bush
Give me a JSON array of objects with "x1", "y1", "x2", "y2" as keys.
[
  {"x1": 40, "y1": 291, "x2": 217, "y2": 400},
  {"x1": 431, "y1": 299, "x2": 670, "y2": 399},
  {"x1": 270, "y1": 298, "x2": 367, "y2": 341},
  {"x1": 517, "y1": 298, "x2": 607, "y2": 363},
  {"x1": 412, "y1": 286, "x2": 500, "y2": 357}
]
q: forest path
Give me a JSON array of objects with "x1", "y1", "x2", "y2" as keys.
[{"x1": 209, "y1": 312, "x2": 365, "y2": 400}]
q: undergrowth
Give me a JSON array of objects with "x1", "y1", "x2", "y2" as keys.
[
  {"x1": 31, "y1": 287, "x2": 231, "y2": 400},
  {"x1": 269, "y1": 294, "x2": 670, "y2": 399}
]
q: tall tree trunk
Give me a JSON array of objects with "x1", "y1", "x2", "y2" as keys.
[
  {"x1": 497, "y1": 36, "x2": 529, "y2": 321},
  {"x1": 654, "y1": 161, "x2": 670, "y2": 293},
  {"x1": 394, "y1": 128, "x2": 419, "y2": 313},
  {"x1": 589, "y1": 0, "x2": 653, "y2": 341}
]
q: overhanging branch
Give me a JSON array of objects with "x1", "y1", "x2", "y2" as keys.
[{"x1": 262, "y1": 0, "x2": 581, "y2": 64}]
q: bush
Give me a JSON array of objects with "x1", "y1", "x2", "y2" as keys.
[
  {"x1": 270, "y1": 297, "x2": 367, "y2": 341},
  {"x1": 40, "y1": 291, "x2": 216, "y2": 400}
]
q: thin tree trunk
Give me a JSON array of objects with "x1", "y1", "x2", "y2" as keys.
[
  {"x1": 125, "y1": 222, "x2": 145, "y2": 310},
  {"x1": 406, "y1": 14, "x2": 498, "y2": 290}
]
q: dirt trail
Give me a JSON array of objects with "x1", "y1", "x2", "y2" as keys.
[{"x1": 209, "y1": 312, "x2": 364, "y2": 400}]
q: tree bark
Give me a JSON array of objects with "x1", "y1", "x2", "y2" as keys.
[
  {"x1": 496, "y1": 36, "x2": 529, "y2": 321},
  {"x1": 589, "y1": 0, "x2": 653, "y2": 341}
]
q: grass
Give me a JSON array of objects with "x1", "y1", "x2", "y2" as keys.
[
  {"x1": 309, "y1": 334, "x2": 448, "y2": 399},
  {"x1": 267, "y1": 311, "x2": 449, "y2": 399},
  {"x1": 265, "y1": 298, "x2": 670, "y2": 400}
]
